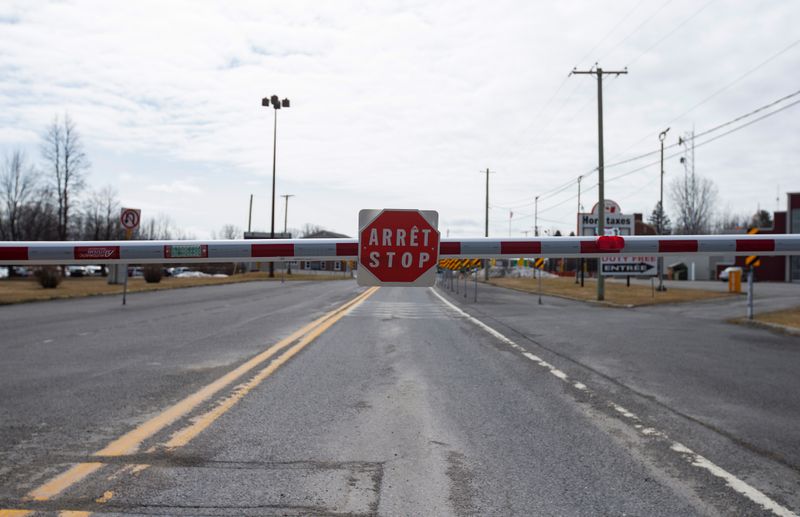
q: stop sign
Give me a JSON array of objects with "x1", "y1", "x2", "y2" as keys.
[{"x1": 358, "y1": 209, "x2": 440, "y2": 286}]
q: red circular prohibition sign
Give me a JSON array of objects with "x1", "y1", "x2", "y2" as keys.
[{"x1": 359, "y1": 210, "x2": 440, "y2": 283}]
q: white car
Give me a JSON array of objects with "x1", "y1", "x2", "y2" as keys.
[
  {"x1": 66, "y1": 266, "x2": 88, "y2": 277},
  {"x1": 718, "y1": 266, "x2": 742, "y2": 281}
]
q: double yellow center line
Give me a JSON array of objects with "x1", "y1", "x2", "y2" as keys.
[{"x1": 4, "y1": 286, "x2": 378, "y2": 515}]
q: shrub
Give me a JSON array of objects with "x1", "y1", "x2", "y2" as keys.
[
  {"x1": 36, "y1": 267, "x2": 62, "y2": 288},
  {"x1": 143, "y1": 264, "x2": 163, "y2": 283}
]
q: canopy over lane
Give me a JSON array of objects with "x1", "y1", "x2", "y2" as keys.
[{"x1": 1, "y1": 234, "x2": 799, "y2": 265}]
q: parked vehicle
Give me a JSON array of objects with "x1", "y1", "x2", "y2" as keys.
[
  {"x1": 66, "y1": 266, "x2": 88, "y2": 277},
  {"x1": 84, "y1": 265, "x2": 103, "y2": 276}
]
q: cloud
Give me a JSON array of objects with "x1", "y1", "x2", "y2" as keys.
[
  {"x1": 147, "y1": 181, "x2": 202, "y2": 194},
  {"x1": 0, "y1": 0, "x2": 798, "y2": 238}
]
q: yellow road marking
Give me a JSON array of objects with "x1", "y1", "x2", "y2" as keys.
[
  {"x1": 28, "y1": 462, "x2": 104, "y2": 501},
  {"x1": 165, "y1": 286, "x2": 379, "y2": 448},
  {"x1": 59, "y1": 512, "x2": 92, "y2": 517},
  {"x1": 94, "y1": 490, "x2": 113, "y2": 503},
  {"x1": 130, "y1": 464, "x2": 149, "y2": 475},
  {"x1": 23, "y1": 287, "x2": 378, "y2": 502},
  {"x1": 0, "y1": 511, "x2": 32, "y2": 516}
]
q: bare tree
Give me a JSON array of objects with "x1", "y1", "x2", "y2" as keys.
[
  {"x1": 0, "y1": 150, "x2": 37, "y2": 240},
  {"x1": 11, "y1": 184, "x2": 58, "y2": 241},
  {"x1": 670, "y1": 171, "x2": 717, "y2": 235},
  {"x1": 138, "y1": 213, "x2": 195, "y2": 240},
  {"x1": 82, "y1": 186, "x2": 122, "y2": 240},
  {"x1": 300, "y1": 223, "x2": 326, "y2": 237},
  {"x1": 713, "y1": 208, "x2": 749, "y2": 234},
  {"x1": 42, "y1": 114, "x2": 89, "y2": 240},
  {"x1": 212, "y1": 224, "x2": 242, "y2": 239}
]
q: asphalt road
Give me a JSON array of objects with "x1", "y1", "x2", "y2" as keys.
[{"x1": 0, "y1": 278, "x2": 798, "y2": 516}]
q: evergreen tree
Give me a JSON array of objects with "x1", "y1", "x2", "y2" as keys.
[{"x1": 648, "y1": 201, "x2": 672, "y2": 235}]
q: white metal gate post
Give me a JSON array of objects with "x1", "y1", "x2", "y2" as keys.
[{"x1": 747, "y1": 267, "x2": 755, "y2": 320}]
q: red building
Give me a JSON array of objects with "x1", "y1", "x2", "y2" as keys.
[{"x1": 732, "y1": 192, "x2": 800, "y2": 282}]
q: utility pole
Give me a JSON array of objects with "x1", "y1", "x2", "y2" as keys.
[
  {"x1": 534, "y1": 195, "x2": 539, "y2": 236},
  {"x1": 281, "y1": 194, "x2": 295, "y2": 276},
  {"x1": 576, "y1": 176, "x2": 582, "y2": 284},
  {"x1": 247, "y1": 194, "x2": 253, "y2": 233},
  {"x1": 482, "y1": 168, "x2": 493, "y2": 280},
  {"x1": 657, "y1": 128, "x2": 670, "y2": 292},
  {"x1": 571, "y1": 65, "x2": 627, "y2": 301},
  {"x1": 281, "y1": 194, "x2": 294, "y2": 234}
]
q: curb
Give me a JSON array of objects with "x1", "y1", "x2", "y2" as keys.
[{"x1": 732, "y1": 318, "x2": 800, "y2": 337}]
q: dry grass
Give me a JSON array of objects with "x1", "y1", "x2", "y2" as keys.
[
  {"x1": 0, "y1": 272, "x2": 350, "y2": 305},
  {"x1": 487, "y1": 276, "x2": 734, "y2": 306},
  {"x1": 753, "y1": 306, "x2": 800, "y2": 329}
]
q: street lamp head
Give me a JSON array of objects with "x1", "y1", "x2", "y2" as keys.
[
  {"x1": 270, "y1": 95, "x2": 281, "y2": 109},
  {"x1": 261, "y1": 97, "x2": 270, "y2": 107},
  {"x1": 659, "y1": 127, "x2": 670, "y2": 141},
  {"x1": 281, "y1": 98, "x2": 290, "y2": 108}
]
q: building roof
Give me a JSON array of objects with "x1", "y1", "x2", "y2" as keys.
[{"x1": 303, "y1": 230, "x2": 351, "y2": 239}]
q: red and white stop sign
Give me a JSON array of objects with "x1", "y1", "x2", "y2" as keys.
[{"x1": 358, "y1": 209, "x2": 440, "y2": 286}]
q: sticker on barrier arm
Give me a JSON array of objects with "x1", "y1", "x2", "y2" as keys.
[
  {"x1": 165, "y1": 244, "x2": 208, "y2": 259},
  {"x1": 358, "y1": 209, "x2": 440, "y2": 287}
]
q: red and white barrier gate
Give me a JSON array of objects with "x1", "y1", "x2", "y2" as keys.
[{"x1": 1, "y1": 234, "x2": 798, "y2": 265}]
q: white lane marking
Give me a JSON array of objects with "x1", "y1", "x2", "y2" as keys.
[
  {"x1": 670, "y1": 443, "x2": 796, "y2": 517},
  {"x1": 429, "y1": 287, "x2": 797, "y2": 517},
  {"x1": 611, "y1": 403, "x2": 638, "y2": 420}
]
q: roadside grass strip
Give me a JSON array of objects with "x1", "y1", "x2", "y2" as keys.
[
  {"x1": 0, "y1": 272, "x2": 350, "y2": 305},
  {"x1": 487, "y1": 276, "x2": 734, "y2": 307},
  {"x1": 1, "y1": 287, "x2": 378, "y2": 515},
  {"x1": 430, "y1": 287, "x2": 797, "y2": 517}
]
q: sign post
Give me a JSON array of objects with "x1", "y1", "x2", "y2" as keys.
[
  {"x1": 119, "y1": 208, "x2": 141, "y2": 305},
  {"x1": 357, "y1": 209, "x2": 440, "y2": 287}
]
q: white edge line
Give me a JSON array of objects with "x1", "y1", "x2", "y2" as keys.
[
  {"x1": 429, "y1": 287, "x2": 797, "y2": 517},
  {"x1": 670, "y1": 443, "x2": 796, "y2": 517}
]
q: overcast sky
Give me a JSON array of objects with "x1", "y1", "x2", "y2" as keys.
[{"x1": 1, "y1": 0, "x2": 798, "y2": 239}]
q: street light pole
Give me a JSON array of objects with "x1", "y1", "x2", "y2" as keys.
[
  {"x1": 281, "y1": 194, "x2": 295, "y2": 234},
  {"x1": 262, "y1": 95, "x2": 290, "y2": 278},
  {"x1": 534, "y1": 195, "x2": 539, "y2": 236},
  {"x1": 657, "y1": 127, "x2": 670, "y2": 292}
]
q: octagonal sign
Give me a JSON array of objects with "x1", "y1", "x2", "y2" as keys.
[{"x1": 358, "y1": 209, "x2": 440, "y2": 287}]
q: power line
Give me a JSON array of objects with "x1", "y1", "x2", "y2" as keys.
[
  {"x1": 611, "y1": 37, "x2": 800, "y2": 159},
  {"x1": 597, "y1": 0, "x2": 675, "y2": 63},
  {"x1": 605, "y1": 97, "x2": 800, "y2": 184},
  {"x1": 574, "y1": 0, "x2": 648, "y2": 66},
  {"x1": 527, "y1": 94, "x2": 800, "y2": 221},
  {"x1": 625, "y1": 0, "x2": 716, "y2": 68},
  {"x1": 538, "y1": 183, "x2": 598, "y2": 216},
  {"x1": 603, "y1": 87, "x2": 800, "y2": 170}
]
